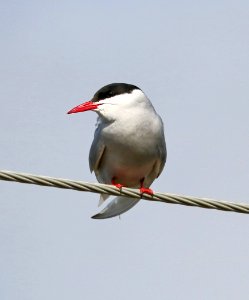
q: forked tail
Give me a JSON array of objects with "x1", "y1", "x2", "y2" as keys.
[{"x1": 91, "y1": 196, "x2": 140, "y2": 219}]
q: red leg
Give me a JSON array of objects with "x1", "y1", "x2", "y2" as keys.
[
  {"x1": 111, "y1": 177, "x2": 124, "y2": 190},
  {"x1": 140, "y1": 178, "x2": 154, "y2": 195}
]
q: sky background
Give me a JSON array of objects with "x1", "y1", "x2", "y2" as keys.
[{"x1": 0, "y1": 1, "x2": 249, "y2": 299}]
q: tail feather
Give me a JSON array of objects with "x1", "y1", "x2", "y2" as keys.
[{"x1": 92, "y1": 196, "x2": 140, "y2": 219}]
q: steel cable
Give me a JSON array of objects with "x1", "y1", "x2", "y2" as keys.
[{"x1": 0, "y1": 170, "x2": 248, "y2": 214}]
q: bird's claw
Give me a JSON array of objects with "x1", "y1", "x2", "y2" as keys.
[
  {"x1": 140, "y1": 187, "x2": 154, "y2": 195},
  {"x1": 111, "y1": 177, "x2": 124, "y2": 190},
  {"x1": 114, "y1": 183, "x2": 124, "y2": 190}
]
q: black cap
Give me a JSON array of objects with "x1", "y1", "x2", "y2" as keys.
[{"x1": 92, "y1": 83, "x2": 140, "y2": 102}]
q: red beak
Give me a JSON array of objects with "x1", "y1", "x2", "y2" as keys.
[{"x1": 67, "y1": 101, "x2": 99, "y2": 114}]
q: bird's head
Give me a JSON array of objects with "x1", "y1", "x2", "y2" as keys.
[{"x1": 67, "y1": 83, "x2": 149, "y2": 120}]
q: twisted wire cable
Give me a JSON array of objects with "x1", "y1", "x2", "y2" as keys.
[{"x1": 0, "y1": 170, "x2": 248, "y2": 214}]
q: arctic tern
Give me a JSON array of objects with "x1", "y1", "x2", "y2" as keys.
[{"x1": 68, "y1": 83, "x2": 166, "y2": 219}]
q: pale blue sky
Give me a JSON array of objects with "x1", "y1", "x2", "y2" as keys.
[{"x1": 0, "y1": 1, "x2": 249, "y2": 299}]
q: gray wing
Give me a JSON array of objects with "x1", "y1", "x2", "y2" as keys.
[
  {"x1": 156, "y1": 129, "x2": 167, "y2": 178},
  {"x1": 89, "y1": 124, "x2": 106, "y2": 175},
  {"x1": 89, "y1": 123, "x2": 110, "y2": 203}
]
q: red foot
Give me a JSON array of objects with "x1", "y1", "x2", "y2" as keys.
[
  {"x1": 140, "y1": 187, "x2": 154, "y2": 195},
  {"x1": 114, "y1": 183, "x2": 124, "y2": 189},
  {"x1": 139, "y1": 178, "x2": 154, "y2": 195},
  {"x1": 111, "y1": 177, "x2": 124, "y2": 190}
]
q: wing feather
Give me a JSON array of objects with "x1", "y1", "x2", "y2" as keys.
[
  {"x1": 89, "y1": 123, "x2": 106, "y2": 174},
  {"x1": 157, "y1": 131, "x2": 167, "y2": 178}
]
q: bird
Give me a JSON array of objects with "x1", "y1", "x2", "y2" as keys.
[{"x1": 67, "y1": 83, "x2": 166, "y2": 219}]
